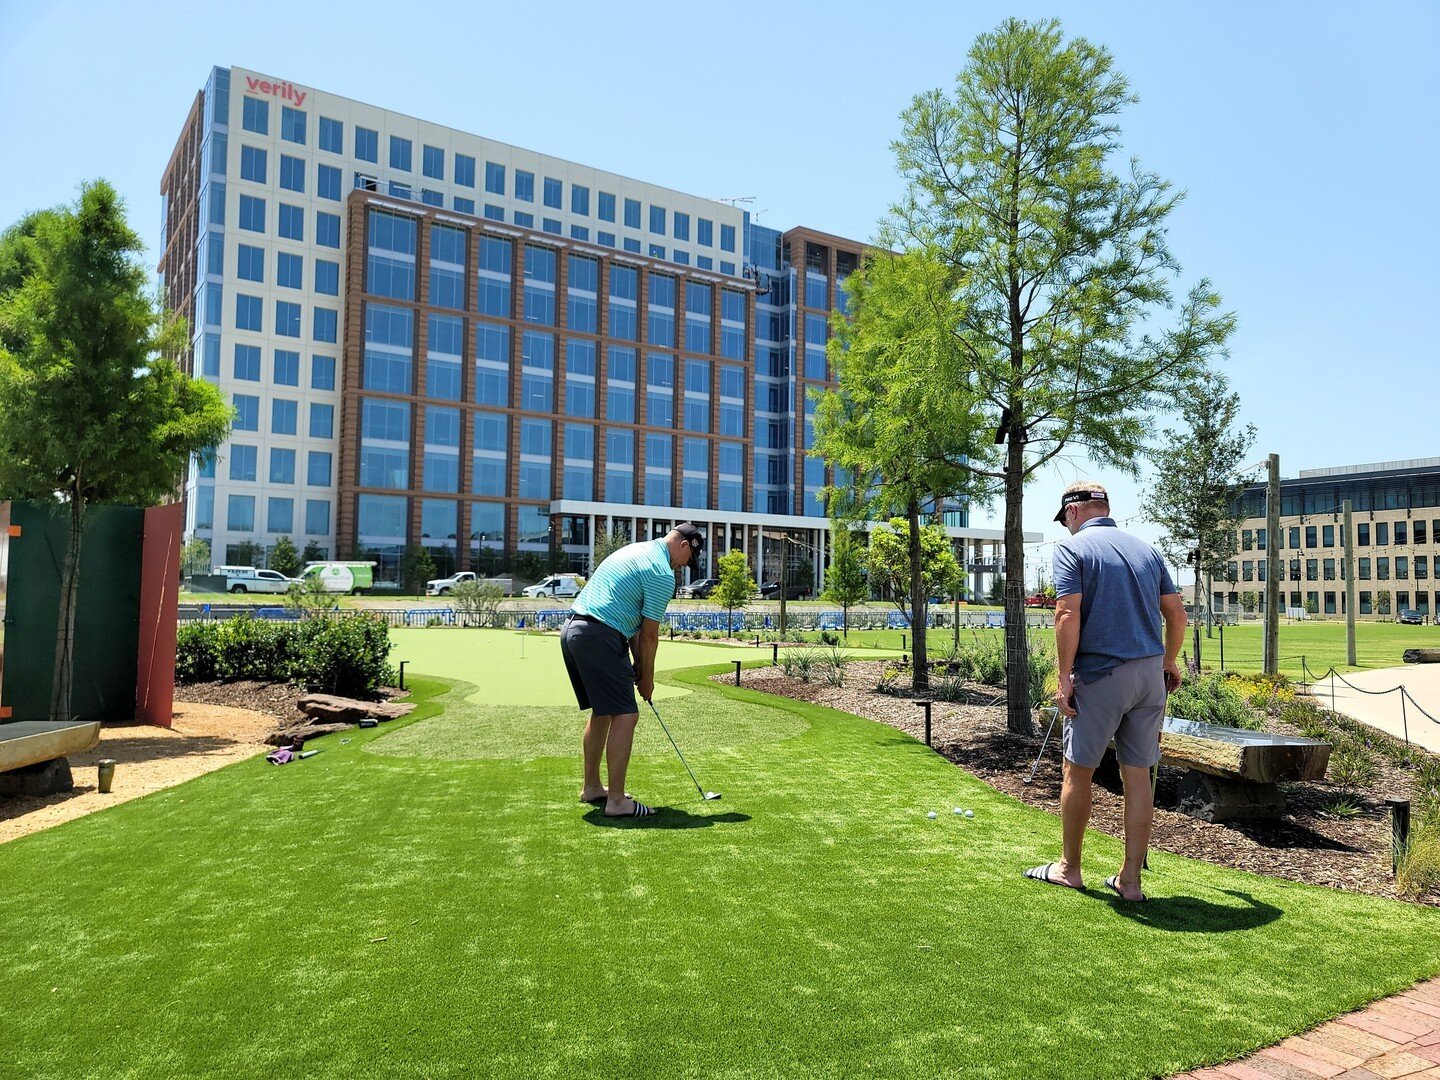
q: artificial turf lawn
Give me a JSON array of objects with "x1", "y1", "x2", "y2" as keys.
[{"x1": 1, "y1": 645, "x2": 1438, "y2": 1076}]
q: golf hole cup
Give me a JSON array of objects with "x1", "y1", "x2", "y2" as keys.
[{"x1": 97, "y1": 759, "x2": 117, "y2": 794}]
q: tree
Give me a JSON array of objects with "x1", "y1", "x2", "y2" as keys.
[
  {"x1": 1376, "y1": 589, "x2": 1391, "y2": 617},
  {"x1": 822, "y1": 528, "x2": 869, "y2": 637},
  {"x1": 285, "y1": 574, "x2": 339, "y2": 619},
  {"x1": 814, "y1": 248, "x2": 990, "y2": 691},
  {"x1": 866, "y1": 518, "x2": 963, "y2": 630},
  {"x1": 1240, "y1": 591, "x2": 1258, "y2": 616},
  {"x1": 987, "y1": 576, "x2": 1007, "y2": 607},
  {"x1": 1144, "y1": 368, "x2": 1256, "y2": 651},
  {"x1": 0, "y1": 181, "x2": 231, "y2": 721},
  {"x1": 452, "y1": 580, "x2": 504, "y2": 627},
  {"x1": 888, "y1": 18, "x2": 1235, "y2": 731},
  {"x1": 302, "y1": 539, "x2": 325, "y2": 564},
  {"x1": 591, "y1": 527, "x2": 630, "y2": 572},
  {"x1": 180, "y1": 537, "x2": 212, "y2": 579},
  {"x1": 232, "y1": 540, "x2": 261, "y2": 568},
  {"x1": 270, "y1": 535, "x2": 302, "y2": 577},
  {"x1": 713, "y1": 548, "x2": 757, "y2": 635},
  {"x1": 402, "y1": 544, "x2": 437, "y2": 594}
]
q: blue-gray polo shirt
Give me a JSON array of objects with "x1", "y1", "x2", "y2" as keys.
[{"x1": 1052, "y1": 518, "x2": 1178, "y2": 682}]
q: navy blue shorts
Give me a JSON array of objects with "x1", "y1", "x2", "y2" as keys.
[{"x1": 559, "y1": 615, "x2": 638, "y2": 716}]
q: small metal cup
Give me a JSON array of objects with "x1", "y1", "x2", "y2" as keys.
[{"x1": 97, "y1": 759, "x2": 117, "y2": 794}]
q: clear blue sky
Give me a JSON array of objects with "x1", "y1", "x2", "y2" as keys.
[{"x1": 2, "y1": 0, "x2": 1436, "y2": 584}]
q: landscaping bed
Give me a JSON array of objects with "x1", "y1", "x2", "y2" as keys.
[{"x1": 729, "y1": 659, "x2": 1439, "y2": 904}]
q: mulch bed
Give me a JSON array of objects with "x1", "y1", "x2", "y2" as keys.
[
  {"x1": 174, "y1": 681, "x2": 406, "y2": 728},
  {"x1": 724, "y1": 660, "x2": 1437, "y2": 905}
]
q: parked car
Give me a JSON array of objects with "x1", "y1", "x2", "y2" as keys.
[
  {"x1": 1024, "y1": 594, "x2": 1057, "y2": 609},
  {"x1": 1398, "y1": 609, "x2": 1426, "y2": 625},
  {"x1": 521, "y1": 573, "x2": 585, "y2": 599},
  {"x1": 760, "y1": 581, "x2": 809, "y2": 600},
  {"x1": 427, "y1": 571, "x2": 477, "y2": 596},
  {"x1": 298, "y1": 562, "x2": 376, "y2": 595},
  {"x1": 215, "y1": 566, "x2": 295, "y2": 595},
  {"x1": 678, "y1": 577, "x2": 720, "y2": 599}
]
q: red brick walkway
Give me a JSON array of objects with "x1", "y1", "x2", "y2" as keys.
[{"x1": 1174, "y1": 978, "x2": 1440, "y2": 1079}]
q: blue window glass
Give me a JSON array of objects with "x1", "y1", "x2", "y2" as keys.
[
  {"x1": 239, "y1": 195, "x2": 265, "y2": 233},
  {"x1": 313, "y1": 307, "x2": 338, "y2": 343},
  {"x1": 227, "y1": 494, "x2": 255, "y2": 532},
  {"x1": 521, "y1": 330, "x2": 555, "y2": 412},
  {"x1": 233, "y1": 342, "x2": 261, "y2": 380},
  {"x1": 360, "y1": 398, "x2": 412, "y2": 489},
  {"x1": 277, "y1": 251, "x2": 303, "y2": 289},
  {"x1": 388, "y1": 181, "x2": 411, "y2": 201},
  {"x1": 566, "y1": 255, "x2": 598, "y2": 333},
  {"x1": 273, "y1": 349, "x2": 300, "y2": 386},
  {"x1": 363, "y1": 304, "x2": 414, "y2": 394},
  {"x1": 390, "y1": 136, "x2": 412, "y2": 172},
  {"x1": 563, "y1": 423, "x2": 594, "y2": 501},
  {"x1": 542, "y1": 219, "x2": 562, "y2": 236},
  {"x1": 357, "y1": 494, "x2": 406, "y2": 543},
  {"x1": 422, "y1": 144, "x2": 444, "y2": 180},
  {"x1": 426, "y1": 313, "x2": 463, "y2": 401},
  {"x1": 195, "y1": 453, "x2": 216, "y2": 480},
  {"x1": 647, "y1": 274, "x2": 675, "y2": 347},
  {"x1": 513, "y1": 211, "x2": 534, "y2": 229},
  {"x1": 454, "y1": 197, "x2": 475, "y2": 214},
  {"x1": 472, "y1": 412, "x2": 507, "y2": 497},
  {"x1": 419, "y1": 188, "x2": 441, "y2": 208},
  {"x1": 697, "y1": 218, "x2": 713, "y2": 247},
  {"x1": 597, "y1": 231, "x2": 616, "y2": 247},
  {"x1": 483, "y1": 204, "x2": 504, "y2": 221},
  {"x1": 316, "y1": 211, "x2": 340, "y2": 248},
  {"x1": 236, "y1": 294, "x2": 263, "y2": 331},
  {"x1": 649, "y1": 205, "x2": 666, "y2": 235},
  {"x1": 623, "y1": 237, "x2": 641, "y2": 254},
  {"x1": 646, "y1": 352, "x2": 674, "y2": 427},
  {"x1": 485, "y1": 161, "x2": 506, "y2": 195},
  {"x1": 598, "y1": 192, "x2": 616, "y2": 222},
  {"x1": 455, "y1": 153, "x2": 475, "y2": 187},
  {"x1": 720, "y1": 261, "x2": 735, "y2": 276},
  {"x1": 673, "y1": 212, "x2": 690, "y2": 242},
  {"x1": 308, "y1": 451, "x2": 332, "y2": 487},
  {"x1": 682, "y1": 437, "x2": 708, "y2": 509},
  {"x1": 608, "y1": 264, "x2": 638, "y2": 341},
  {"x1": 204, "y1": 281, "x2": 222, "y2": 325},
  {"x1": 475, "y1": 322, "x2": 510, "y2": 407},
  {"x1": 570, "y1": 225, "x2": 589, "y2": 242},
  {"x1": 355, "y1": 126, "x2": 378, "y2": 163},
  {"x1": 423, "y1": 406, "x2": 462, "y2": 493},
  {"x1": 644, "y1": 433, "x2": 672, "y2": 505},
  {"x1": 684, "y1": 359, "x2": 710, "y2": 432},
  {"x1": 237, "y1": 244, "x2": 264, "y2": 282},
  {"x1": 267, "y1": 497, "x2": 294, "y2": 533},
  {"x1": 233, "y1": 393, "x2": 259, "y2": 431},
  {"x1": 311, "y1": 355, "x2": 336, "y2": 390},
  {"x1": 518, "y1": 418, "x2": 552, "y2": 500},
  {"x1": 367, "y1": 209, "x2": 416, "y2": 301},
  {"x1": 514, "y1": 170, "x2": 534, "y2": 202},
  {"x1": 310, "y1": 402, "x2": 334, "y2": 439},
  {"x1": 318, "y1": 116, "x2": 342, "y2": 153},
  {"x1": 697, "y1": 255, "x2": 712, "y2": 270},
  {"x1": 477, "y1": 235, "x2": 512, "y2": 317},
  {"x1": 522, "y1": 245, "x2": 556, "y2": 325},
  {"x1": 201, "y1": 333, "x2": 221, "y2": 378},
  {"x1": 314, "y1": 259, "x2": 339, "y2": 295},
  {"x1": 565, "y1": 185, "x2": 588, "y2": 215},
  {"x1": 208, "y1": 181, "x2": 226, "y2": 226},
  {"x1": 606, "y1": 346, "x2": 636, "y2": 423},
  {"x1": 720, "y1": 224, "x2": 736, "y2": 252},
  {"x1": 605, "y1": 429, "x2": 633, "y2": 503},
  {"x1": 275, "y1": 300, "x2": 301, "y2": 338},
  {"x1": 672, "y1": 250, "x2": 689, "y2": 266},
  {"x1": 543, "y1": 177, "x2": 562, "y2": 209},
  {"x1": 281, "y1": 106, "x2": 306, "y2": 145},
  {"x1": 649, "y1": 244, "x2": 666, "y2": 260},
  {"x1": 623, "y1": 198, "x2": 641, "y2": 229},
  {"x1": 242, "y1": 97, "x2": 268, "y2": 135},
  {"x1": 229, "y1": 443, "x2": 257, "y2": 481},
  {"x1": 428, "y1": 223, "x2": 466, "y2": 310},
  {"x1": 305, "y1": 499, "x2": 330, "y2": 534},
  {"x1": 278, "y1": 203, "x2": 304, "y2": 241},
  {"x1": 240, "y1": 145, "x2": 267, "y2": 184},
  {"x1": 317, "y1": 163, "x2": 341, "y2": 201},
  {"x1": 565, "y1": 339, "x2": 595, "y2": 417}
]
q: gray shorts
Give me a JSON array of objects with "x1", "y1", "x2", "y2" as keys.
[
  {"x1": 560, "y1": 615, "x2": 638, "y2": 717},
  {"x1": 1063, "y1": 655, "x2": 1165, "y2": 768}
]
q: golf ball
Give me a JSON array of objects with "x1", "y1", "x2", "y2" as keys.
[
  {"x1": 954, "y1": 807, "x2": 964, "y2": 815},
  {"x1": 926, "y1": 811, "x2": 938, "y2": 819},
  {"x1": 965, "y1": 809, "x2": 975, "y2": 818}
]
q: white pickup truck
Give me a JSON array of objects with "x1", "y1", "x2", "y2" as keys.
[
  {"x1": 425, "y1": 572, "x2": 516, "y2": 596},
  {"x1": 215, "y1": 566, "x2": 295, "y2": 595}
]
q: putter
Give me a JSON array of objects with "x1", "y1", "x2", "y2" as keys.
[
  {"x1": 1023, "y1": 706, "x2": 1062, "y2": 785},
  {"x1": 1145, "y1": 676, "x2": 1178, "y2": 872},
  {"x1": 647, "y1": 699, "x2": 721, "y2": 801}
]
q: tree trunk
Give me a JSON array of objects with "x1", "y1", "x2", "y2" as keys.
[
  {"x1": 50, "y1": 493, "x2": 85, "y2": 722},
  {"x1": 1004, "y1": 439, "x2": 1032, "y2": 735},
  {"x1": 908, "y1": 495, "x2": 928, "y2": 692},
  {"x1": 1205, "y1": 570, "x2": 1214, "y2": 638}
]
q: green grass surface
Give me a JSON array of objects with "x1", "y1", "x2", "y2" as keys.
[{"x1": 2, "y1": 640, "x2": 1439, "y2": 1076}]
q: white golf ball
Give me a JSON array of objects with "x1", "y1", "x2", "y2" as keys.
[
  {"x1": 926, "y1": 811, "x2": 938, "y2": 819},
  {"x1": 954, "y1": 807, "x2": 964, "y2": 815},
  {"x1": 964, "y1": 809, "x2": 975, "y2": 818}
]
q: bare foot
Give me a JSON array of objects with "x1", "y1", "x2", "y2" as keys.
[
  {"x1": 604, "y1": 796, "x2": 653, "y2": 818},
  {"x1": 581, "y1": 788, "x2": 631, "y2": 804},
  {"x1": 1024, "y1": 861, "x2": 1084, "y2": 890},
  {"x1": 1105, "y1": 874, "x2": 1146, "y2": 902}
]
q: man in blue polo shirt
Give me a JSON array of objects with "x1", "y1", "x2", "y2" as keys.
[
  {"x1": 1025, "y1": 483, "x2": 1186, "y2": 901},
  {"x1": 561, "y1": 523, "x2": 704, "y2": 818}
]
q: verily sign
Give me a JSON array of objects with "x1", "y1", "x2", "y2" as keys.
[{"x1": 244, "y1": 75, "x2": 307, "y2": 109}]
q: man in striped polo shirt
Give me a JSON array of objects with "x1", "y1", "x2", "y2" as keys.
[{"x1": 561, "y1": 524, "x2": 705, "y2": 818}]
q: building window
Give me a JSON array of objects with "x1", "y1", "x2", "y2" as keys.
[
  {"x1": 360, "y1": 398, "x2": 412, "y2": 489},
  {"x1": 475, "y1": 322, "x2": 510, "y2": 407},
  {"x1": 523, "y1": 245, "x2": 557, "y2": 325},
  {"x1": 422, "y1": 144, "x2": 444, "y2": 180},
  {"x1": 313, "y1": 307, "x2": 338, "y2": 343},
  {"x1": 428, "y1": 223, "x2": 467, "y2": 310},
  {"x1": 648, "y1": 205, "x2": 666, "y2": 235},
  {"x1": 567, "y1": 255, "x2": 598, "y2": 333},
  {"x1": 355, "y1": 126, "x2": 378, "y2": 163},
  {"x1": 237, "y1": 244, "x2": 264, "y2": 282},
  {"x1": 315, "y1": 259, "x2": 339, "y2": 296},
  {"x1": 563, "y1": 423, "x2": 594, "y2": 501},
  {"x1": 367, "y1": 209, "x2": 417, "y2": 301},
  {"x1": 278, "y1": 203, "x2": 304, "y2": 241},
  {"x1": 1396, "y1": 521, "x2": 1409, "y2": 545},
  {"x1": 647, "y1": 274, "x2": 675, "y2": 347},
  {"x1": 477, "y1": 235, "x2": 513, "y2": 318},
  {"x1": 240, "y1": 145, "x2": 267, "y2": 184},
  {"x1": 1377, "y1": 522, "x2": 1390, "y2": 545},
  {"x1": 485, "y1": 161, "x2": 506, "y2": 196},
  {"x1": 521, "y1": 330, "x2": 555, "y2": 412},
  {"x1": 281, "y1": 106, "x2": 306, "y2": 145},
  {"x1": 310, "y1": 402, "x2": 334, "y2": 439},
  {"x1": 683, "y1": 359, "x2": 710, "y2": 432},
  {"x1": 238, "y1": 195, "x2": 266, "y2": 234},
  {"x1": 605, "y1": 429, "x2": 633, "y2": 503},
  {"x1": 455, "y1": 153, "x2": 476, "y2": 188},
  {"x1": 227, "y1": 494, "x2": 256, "y2": 532},
  {"x1": 697, "y1": 218, "x2": 713, "y2": 247},
  {"x1": 316, "y1": 163, "x2": 341, "y2": 201},
  {"x1": 318, "y1": 116, "x2": 342, "y2": 153},
  {"x1": 542, "y1": 218, "x2": 562, "y2": 236},
  {"x1": 308, "y1": 451, "x2": 332, "y2": 487},
  {"x1": 644, "y1": 433, "x2": 672, "y2": 506},
  {"x1": 229, "y1": 443, "x2": 257, "y2": 482},
  {"x1": 543, "y1": 177, "x2": 562, "y2": 209},
  {"x1": 518, "y1": 418, "x2": 552, "y2": 500},
  {"x1": 423, "y1": 406, "x2": 461, "y2": 493},
  {"x1": 472, "y1": 412, "x2": 508, "y2": 497},
  {"x1": 232, "y1": 393, "x2": 259, "y2": 431},
  {"x1": 242, "y1": 97, "x2": 268, "y2": 135},
  {"x1": 235, "y1": 294, "x2": 263, "y2": 332},
  {"x1": 273, "y1": 349, "x2": 299, "y2": 386},
  {"x1": 426, "y1": 313, "x2": 463, "y2": 401},
  {"x1": 565, "y1": 339, "x2": 596, "y2": 418},
  {"x1": 316, "y1": 211, "x2": 340, "y2": 248},
  {"x1": 454, "y1": 197, "x2": 475, "y2": 215},
  {"x1": 720, "y1": 223, "x2": 736, "y2": 252},
  {"x1": 311, "y1": 354, "x2": 336, "y2": 390},
  {"x1": 304, "y1": 499, "x2": 330, "y2": 536},
  {"x1": 270, "y1": 446, "x2": 296, "y2": 484},
  {"x1": 363, "y1": 304, "x2": 414, "y2": 394},
  {"x1": 276, "y1": 251, "x2": 303, "y2": 290},
  {"x1": 232, "y1": 343, "x2": 261, "y2": 381},
  {"x1": 609, "y1": 265, "x2": 638, "y2": 341},
  {"x1": 646, "y1": 353, "x2": 674, "y2": 427},
  {"x1": 623, "y1": 198, "x2": 641, "y2": 230},
  {"x1": 390, "y1": 136, "x2": 412, "y2": 172},
  {"x1": 607, "y1": 345, "x2": 635, "y2": 423},
  {"x1": 598, "y1": 191, "x2": 616, "y2": 222},
  {"x1": 274, "y1": 300, "x2": 301, "y2": 338}
]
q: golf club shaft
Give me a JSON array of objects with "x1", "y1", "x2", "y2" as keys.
[
  {"x1": 1026, "y1": 709, "x2": 1060, "y2": 783},
  {"x1": 648, "y1": 699, "x2": 708, "y2": 800}
]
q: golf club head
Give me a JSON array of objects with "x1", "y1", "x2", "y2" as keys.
[
  {"x1": 704, "y1": 791, "x2": 722, "y2": 801},
  {"x1": 1022, "y1": 777, "x2": 1033, "y2": 786}
]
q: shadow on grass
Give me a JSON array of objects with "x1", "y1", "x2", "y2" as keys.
[
  {"x1": 1105, "y1": 887, "x2": 1283, "y2": 933},
  {"x1": 582, "y1": 806, "x2": 752, "y2": 830}
]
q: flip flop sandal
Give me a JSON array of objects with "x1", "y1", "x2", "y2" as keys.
[
  {"x1": 1024, "y1": 863, "x2": 1082, "y2": 890},
  {"x1": 1105, "y1": 875, "x2": 1147, "y2": 902},
  {"x1": 605, "y1": 801, "x2": 656, "y2": 818}
]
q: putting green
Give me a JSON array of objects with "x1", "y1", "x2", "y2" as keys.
[{"x1": 367, "y1": 676, "x2": 807, "y2": 761}]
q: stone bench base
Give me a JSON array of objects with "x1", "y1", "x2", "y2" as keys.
[
  {"x1": 1174, "y1": 769, "x2": 1286, "y2": 822},
  {"x1": 0, "y1": 757, "x2": 75, "y2": 798}
]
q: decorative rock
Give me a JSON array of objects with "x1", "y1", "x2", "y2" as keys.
[
  {"x1": 1175, "y1": 769, "x2": 1286, "y2": 823},
  {"x1": 296, "y1": 695, "x2": 415, "y2": 724},
  {"x1": 265, "y1": 723, "x2": 350, "y2": 747},
  {"x1": 0, "y1": 756, "x2": 74, "y2": 797},
  {"x1": 1403, "y1": 648, "x2": 1440, "y2": 664}
]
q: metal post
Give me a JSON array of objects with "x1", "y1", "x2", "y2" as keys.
[
  {"x1": 398, "y1": 660, "x2": 408, "y2": 690},
  {"x1": 1264, "y1": 453, "x2": 1281, "y2": 675},
  {"x1": 1387, "y1": 798, "x2": 1411, "y2": 874},
  {"x1": 733, "y1": 660, "x2": 742, "y2": 686},
  {"x1": 902, "y1": 633, "x2": 907, "y2": 653},
  {"x1": 1219, "y1": 622, "x2": 1225, "y2": 671},
  {"x1": 914, "y1": 700, "x2": 932, "y2": 746},
  {"x1": 771, "y1": 643, "x2": 778, "y2": 666},
  {"x1": 1343, "y1": 500, "x2": 1357, "y2": 667},
  {"x1": 1400, "y1": 689, "x2": 1411, "y2": 749}
]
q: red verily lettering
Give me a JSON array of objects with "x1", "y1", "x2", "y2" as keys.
[{"x1": 244, "y1": 76, "x2": 307, "y2": 109}]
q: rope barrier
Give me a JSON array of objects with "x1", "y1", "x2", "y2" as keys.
[{"x1": 1294, "y1": 655, "x2": 1440, "y2": 731}]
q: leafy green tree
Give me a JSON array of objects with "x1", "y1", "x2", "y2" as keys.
[
  {"x1": 451, "y1": 580, "x2": 504, "y2": 628},
  {"x1": 591, "y1": 527, "x2": 630, "y2": 572},
  {"x1": 402, "y1": 544, "x2": 437, "y2": 594},
  {"x1": 1144, "y1": 369, "x2": 1257, "y2": 649},
  {"x1": 180, "y1": 537, "x2": 212, "y2": 578},
  {"x1": 285, "y1": 574, "x2": 339, "y2": 619},
  {"x1": 302, "y1": 539, "x2": 325, "y2": 565},
  {"x1": 0, "y1": 181, "x2": 231, "y2": 720},
  {"x1": 232, "y1": 540, "x2": 261, "y2": 568},
  {"x1": 270, "y1": 535, "x2": 302, "y2": 577},
  {"x1": 1376, "y1": 590, "x2": 1391, "y2": 617},
  {"x1": 866, "y1": 518, "x2": 963, "y2": 633},
  {"x1": 822, "y1": 529, "x2": 869, "y2": 637},
  {"x1": 887, "y1": 18, "x2": 1235, "y2": 730},
  {"x1": 987, "y1": 576, "x2": 1007, "y2": 607},
  {"x1": 713, "y1": 548, "x2": 758, "y2": 634}
]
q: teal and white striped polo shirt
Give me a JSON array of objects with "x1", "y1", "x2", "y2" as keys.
[{"x1": 571, "y1": 539, "x2": 676, "y2": 639}]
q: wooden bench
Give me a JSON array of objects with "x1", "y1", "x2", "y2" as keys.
[
  {"x1": 0, "y1": 720, "x2": 101, "y2": 797},
  {"x1": 1160, "y1": 716, "x2": 1330, "y2": 822}
]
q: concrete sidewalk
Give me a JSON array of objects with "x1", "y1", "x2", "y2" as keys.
[{"x1": 1306, "y1": 664, "x2": 1440, "y2": 754}]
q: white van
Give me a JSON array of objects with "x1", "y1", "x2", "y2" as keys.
[
  {"x1": 215, "y1": 566, "x2": 294, "y2": 595},
  {"x1": 521, "y1": 573, "x2": 585, "y2": 599}
]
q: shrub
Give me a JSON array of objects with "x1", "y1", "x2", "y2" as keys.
[
  {"x1": 818, "y1": 645, "x2": 847, "y2": 688},
  {"x1": 956, "y1": 632, "x2": 1005, "y2": 686},
  {"x1": 213, "y1": 615, "x2": 293, "y2": 682},
  {"x1": 781, "y1": 646, "x2": 819, "y2": 682},
  {"x1": 452, "y1": 581, "x2": 504, "y2": 628},
  {"x1": 1396, "y1": 823, "x2": 1440, "y2": 899},
  {"x1": 1167, "y1": 672, "x2": 1263, "y2": 731},
  {"x1": 175, "y1": 621, "x2": 222, "y2": 683},
  {"x1": 294, "y1": 614, "x2": 395, "y2": 695},
  {"x1": 1329, "y1": 742, "x2": 1379, "y2": 794},
  {"x1": 176, "y1": 613, "x2": 394, "y2": 696},
  {"x1": 1026, "y1": 635, "x2": 1057, "y2": 712}
]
